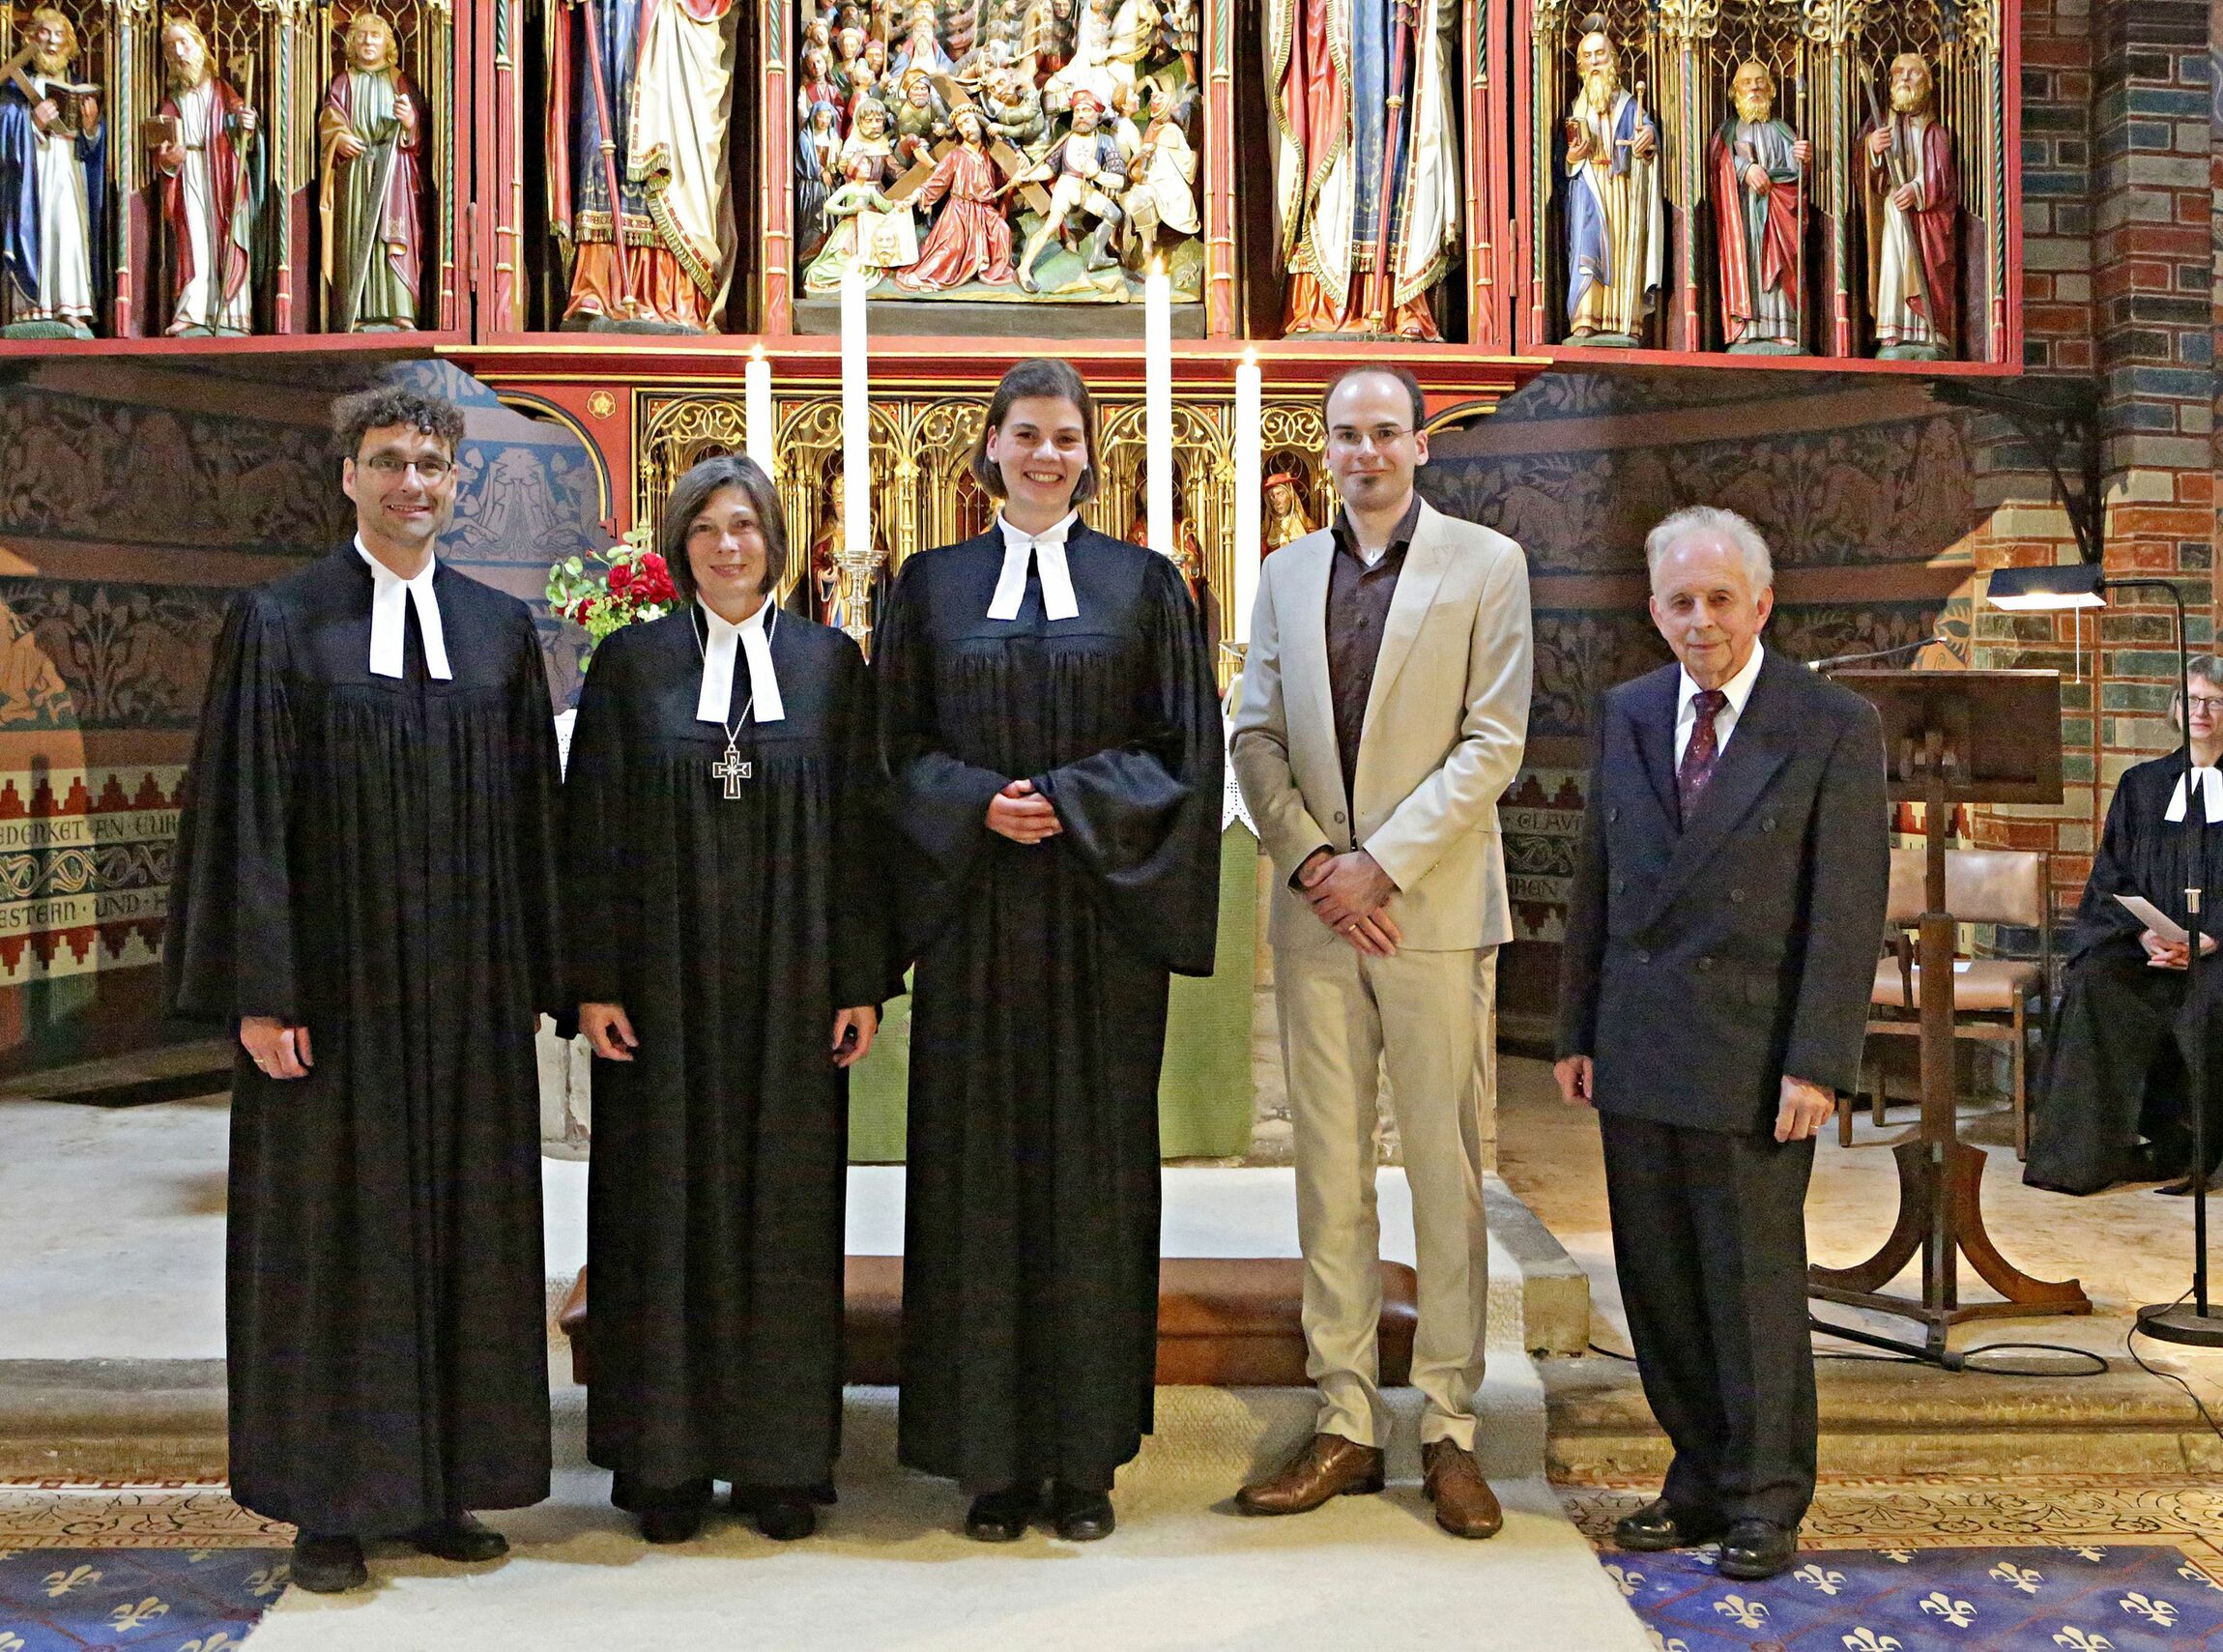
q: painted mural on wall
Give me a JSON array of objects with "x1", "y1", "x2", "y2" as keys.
[
  {"x1": 1426, "y1": 366, "x2": 1982, "y2": 951},
  {"x1": 0, "y1": 357, "x2": 600, "y2": 1063}
]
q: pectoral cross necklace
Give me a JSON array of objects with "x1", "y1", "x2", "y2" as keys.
[{"x1": 691, "y1": 605, "x2": 775, "y2": 800}]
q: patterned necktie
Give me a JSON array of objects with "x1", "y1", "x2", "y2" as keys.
[{"x1": 1677, "y1": 688, "x2": 1730, "y2": 825}]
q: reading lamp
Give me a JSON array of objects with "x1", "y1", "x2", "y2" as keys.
[{"x1": 1986, "y1": 563, "x2": 2223, "y2": 1347}]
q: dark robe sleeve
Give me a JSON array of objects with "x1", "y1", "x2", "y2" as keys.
[
  {"x1": 507, "y1": 609, "x2": 567, "y2": 1015},
  {"x1": 876, "y1": 558, "x2": 1012, "y2": 893},
  {"x1": 1033, "y1": 552, "x2": 1224, "y2": 977},
  {"x1": 830, "y1": 635, "x2": 898, "y2": 1009},
  {"x1": 2070, "y1": 773, "x2": 2153, "y2": 960},
  {"x1": 163, "y1": 588, "x2": 300, "y2": 1026},
  {"x1": 560, "y1": 623, "x2": 633, "y2": 1007}
]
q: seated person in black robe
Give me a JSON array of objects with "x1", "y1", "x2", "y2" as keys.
[
  {"x1": 876, "y1": 359, "x2": 1223, "y2": 1543},
  {"x1": 164, "y1": 385, "x2": 563, "y2": 1594},
  {"x1": 2027, "y1": 655, "x2": 2223, "y2": 1197},
  {"x1": 566, "y1": 454, "x2": 891, "y2": 1545}
]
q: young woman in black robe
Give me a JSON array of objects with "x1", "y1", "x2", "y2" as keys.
[
  {"x1": 2027, "y1": 658, "x2": 2223, "y2": 1196},
  {"x1": 876, "y1": 358, "x2": 1223, "y2": 1542},
  {"x1": 566, "y1": 454, "x2": 889, "y2": 1544}
]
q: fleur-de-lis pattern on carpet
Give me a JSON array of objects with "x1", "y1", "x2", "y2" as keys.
[
  {"x1": 0, "y1": 1547, "x2": 285, "y2": 1651},
  {"x1": 1603, "y1": 1543, "x2": 2223, "y2": 1651}
]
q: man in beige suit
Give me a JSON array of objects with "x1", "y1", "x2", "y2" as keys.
[{"x1": 1230, "y1": 363, "x2": 1531, "y2": 1538}]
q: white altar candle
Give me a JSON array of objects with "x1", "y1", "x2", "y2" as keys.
[
  {"x1": 744, "y1": 345, "x2": 775, "y2": 476},
  {"x1": 1144, "y1": 260, "x2": 1172, "y2": 556},
  {"x1": 1232, "y1": 347, "x2": 1261, "y2": 645},
  {"x1": 841, "y1": 271, "x2": 870, "y2": 561}
]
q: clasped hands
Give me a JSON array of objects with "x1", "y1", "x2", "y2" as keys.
[
  {"x1": 581, "y1": 1002, "x2": 880, "y2": 1069},
  {"x1": 2140, "y1": 926, "x2": 2216, "y2": 971},
  {"x1": 1296, "y1": 846, "x2": 1400, "y2": 957},
  {"x1": 1553, "y1": 1055, "x2": 1836, "y2": 1143},
  {"x1": 986, "y1": 777, "x2": 1060, "y2": 845}
]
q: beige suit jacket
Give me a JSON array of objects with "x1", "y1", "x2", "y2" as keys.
[{"x1": 1231, "y1": 500, "x2": 1532, "y2": 953}]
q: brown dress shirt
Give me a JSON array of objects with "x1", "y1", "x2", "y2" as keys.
[{"x1": 1325, "y1": 493, "x2": 1423, "y2": 813}]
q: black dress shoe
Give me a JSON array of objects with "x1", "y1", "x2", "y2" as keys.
[
  {"x1": 964, "y1": 1484, "x2": 1041, "y2": 1542},
  {"x1": 638, "y1": 1501, "x2": 707, "y2": 1545},
  {"x1": 755, "y1": 1493, "x2": 819, "y2": 1542},
  {"x1": 1050, "y1": 1483, "x2": 1114, "y2": 1542},
  {"x1": 404, "y1": 1511, "x2": 508, "y2": 1563},
  {"x1": 1613, "y1": 1496, "x2": 1725, "y2": 1552},
  {"x1": 1717, "y1": 1518, "x2": 1798, "y2": 1580},
  {"x1": 290, "y1": 1532, "x2": 368, "y2": 1594},
  {"x1": 2159, "y1": 1173, "x2": 2222, "y2": 1196}
]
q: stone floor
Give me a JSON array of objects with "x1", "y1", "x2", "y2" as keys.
[{"x1": 1492, "y1": 1053, "x2": 2223, "y2": 1396}]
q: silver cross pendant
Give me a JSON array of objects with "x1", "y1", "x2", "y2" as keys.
[{"x1": 710, "y1": 742, "x2": 753, "y2": 798}]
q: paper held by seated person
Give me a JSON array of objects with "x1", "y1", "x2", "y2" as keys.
[{"x1": 2117, "y1": 893, "x2": 2189, "y2": 946}]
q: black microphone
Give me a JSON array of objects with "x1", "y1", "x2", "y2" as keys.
[{"x1": 1805, "y1": 635, "x2": 1948, "y2": 673}]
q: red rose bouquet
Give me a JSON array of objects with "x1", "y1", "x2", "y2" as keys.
[{"x1": 546, "y1": 526, "x2": 681, "y2": 663}]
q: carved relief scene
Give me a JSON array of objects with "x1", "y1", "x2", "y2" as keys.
[
  {"x1": 787, "y1": 0, "x2": 1204, "y2": 318},
  {"x1": 1524, "y1": 0, "x2": 2006, "y2": 362}
]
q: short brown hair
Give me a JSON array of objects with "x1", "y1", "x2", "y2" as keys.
[
  {"x1": 1321, "y1": 363, "x2": 1427, "y2": 433},
  {"x1": 332, "y1": 384, "x2": 464, "y2": 459},
  {"x1": 968, "y1": 357, "x2": 1100, "y2": 507},
  {"x1": 658, "y1": 452, "x2": 789, "y2": 605}
]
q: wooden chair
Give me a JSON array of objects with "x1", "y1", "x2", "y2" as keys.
[{"x1": 1848, "y1": 847, "x2": 2052, "y2": 1158}]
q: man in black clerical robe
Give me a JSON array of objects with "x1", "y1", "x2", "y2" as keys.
[
  {"x1": 164, "y1": 384, "x2": 562, "y2": 1594},
  {"x1": 876, "y1": 511, "x2": 1222, "y2": 1529},
  {"x1": 2028, "y1": 673, "x2": 2223, "y2": 1196}
]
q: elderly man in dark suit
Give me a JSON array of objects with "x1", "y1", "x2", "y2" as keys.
[{"x1": 1553, "y1": 506, "x2": 1888, "y2": 1581}]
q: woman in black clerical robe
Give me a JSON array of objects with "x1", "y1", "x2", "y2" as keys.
[
  {"x1": 2027, "y1": 658, "x2": 2223, "y2": 1197},
  {"x1": 565, "y1": 453, "x2": 889, "y2": 1545},
  {"x1": 876, "y1": 358, "x2": 1223, "y2": 1542}
]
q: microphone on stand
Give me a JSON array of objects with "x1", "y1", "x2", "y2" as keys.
[{"x1": 1805, "y1": 634, "x2": 1950, "y2": 673}]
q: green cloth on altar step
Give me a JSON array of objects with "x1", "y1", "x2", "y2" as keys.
[{"x1": 848, "y1": 824, "x2": 1258, "y2": 1162}]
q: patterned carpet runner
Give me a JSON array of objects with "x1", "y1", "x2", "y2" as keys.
[{"x1": 0, "y1": 1547, "x2": 287, "y2": 1652}]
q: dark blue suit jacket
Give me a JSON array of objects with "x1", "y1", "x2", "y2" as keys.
[{"x1": 1554, "y1": 646, "x2": 1891, "y2": 1135}]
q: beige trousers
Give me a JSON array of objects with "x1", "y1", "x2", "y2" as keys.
[{"x1": 1277, "y1": 941, "x2": 1494, "y2": 1450}]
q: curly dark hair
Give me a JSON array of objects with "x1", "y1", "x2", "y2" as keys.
[{"x1": 332, "y1": 384, "x2": 466, "y2": 460}]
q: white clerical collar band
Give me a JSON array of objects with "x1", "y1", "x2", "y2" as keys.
[
  {"x1": 356, "y1": 536, "x2": 451, "y2": 681},
  {"x1": 695, "y1": 599, "x2": 786, "y2": 727},
  {"x1": 2164, "y1": 766, "x2": 2223, "y2": 824},
  {"x1": 988, "y1": 511, "x2": 1081, "y2": 622}
]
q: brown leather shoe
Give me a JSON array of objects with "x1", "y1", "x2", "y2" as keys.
[
  {"x1": 1422, "y1": 1439, "x2": 1504, "y2": 1539},
  {"x1": 1235, "y1": 1433, "x2": 1386, "y2": 1516}
]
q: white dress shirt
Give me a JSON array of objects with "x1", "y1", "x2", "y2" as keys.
[
  {"x1": 986, "y1": 510, "x2": 1081, "y2": 622},
  {"x1": 356, "y1": 536, "x2": 451, "y2": 681},
  {"x1": 695, "y1": 597, "x2": 785, "y2": 726},
  {"x1": 1672, "y1": 641, "x2": 1765, "y2": 767}
]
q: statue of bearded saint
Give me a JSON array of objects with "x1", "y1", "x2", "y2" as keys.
[
  {"x1": 1265, "y1": 0, "x2": 1460, "y2": 337},
  {"x1": 1560, "y1": 21, "x2": 1661, "y2": 346},
  {"x1": 548, "y1": 0, "x2": 738, "y2": 332},
  {"x1": 319, "y1": 12, "x2": 426, "y2": 331},
  {"x1": 1707, "y1": 59, "x2": 1808, "y2": 354},
  {"x1": 0, "y1": 7, "x2": 105, "y2": 338},
  {"x1": 151, "y1": 16, "x2": 258, "y2": 337},
  {"x1": 1861, "y1": 51, "x2": 1956, "y2": 360}
]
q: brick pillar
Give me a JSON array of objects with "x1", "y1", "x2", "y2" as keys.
[{"x1": 1972, "y1": 0, "x2": 2215, "y2": 921}]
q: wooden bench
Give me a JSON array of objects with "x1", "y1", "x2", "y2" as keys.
[{"x1": 558, "y1": 1257, "x2": 1421, "y2": 1388}]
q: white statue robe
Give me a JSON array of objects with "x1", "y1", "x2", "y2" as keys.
[
  {"x1": 29, "y1": 72, "x2": 95, "y2": 325},
  {"x1": 628, "y1": 0, "x2": 736, "y2": 312},
  {"x1": 172, "y1": 80, "x2": 251, "y2": 333}
]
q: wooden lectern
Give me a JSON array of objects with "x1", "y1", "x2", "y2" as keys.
[{"x1": 1808, "y1": 670, "x2": 2093, "y2": 1363}]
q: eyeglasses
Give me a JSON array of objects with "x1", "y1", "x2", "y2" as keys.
[
  {"x1": 1326, "y1": 426, "x2": 1415, "y2": 453},
  {"x1": 2186, "y1": 695, "x2": 2223, "y2": 715},
  {"x1": 363, "y1": 454, "x2": 454, "y2": 482}
]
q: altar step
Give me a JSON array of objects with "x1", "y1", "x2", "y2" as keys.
[{"x1": 1543, "y1": 1352, "x2": 2223, "y2": 1484}]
